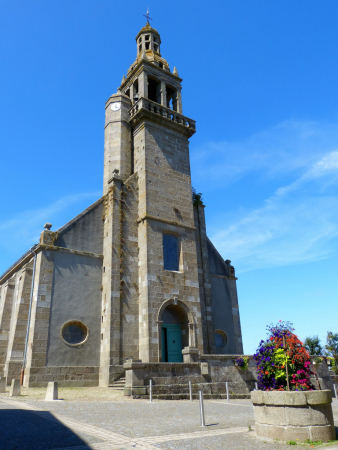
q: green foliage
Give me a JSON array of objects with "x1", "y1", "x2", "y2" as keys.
[
  {"x1": 325, "y1": 331, "x2": 338, "y2": 356},
  {"x1": 286, "y1": 440, "x2": 297, "y2": 445},
  {"x1": 325, "y1": 331, "x2": 338, "y2": 374},
  {"x1": 192, "y1": 187, "x2": 204, "y2": 206},
  {"x1": 303, "y1": 439, "x2": 323, "y2": 445},
  {"x1": 304, "y1": 335, "x2": 323, "y2": 356}
]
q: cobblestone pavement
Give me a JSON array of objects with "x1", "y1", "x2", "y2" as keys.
[{"x1": 0, "y1": 388, "x2": 337, "y2": 450}]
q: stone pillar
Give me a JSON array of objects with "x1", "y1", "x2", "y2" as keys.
[
  {"x1": 100, "y1": 177, "x2": 123, "y2": 387},
  {"x1": 123, "y1": 360, "x2": 146, "y2": 396},
  {"x1": 0, "y1": 377, "x2": 6, "y2": 393},
  {"x1": 182, "y1": 347, "x2": 199, "y2": 363},
  {"x1": 138, "y1": 71, "x2": 148, "y2": 99},
  {"x1": 45, "y1": 381, "x2": 58, "y2": 400},
  {"x1": 160, "y1": 81, "x2": 167, "y2": 107},
  {"x1": 23, "y1": 250, "x2": 55, "y2": 387},
  {"x1": 177, "y1": 89, "x2": 183, "y2": 114},
  {"x1": 9, "y1": 379, "x2": 20, "y2": 397},
  {"x1": 0, "y1": 278, "x2": 15, "y2": 377}
]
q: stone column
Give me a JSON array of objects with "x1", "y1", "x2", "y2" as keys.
[
  {"x1": 138, "y1": 71, "x2": 148, "y2": 99},
  {"x1": 160, "y1": 81, "x2": 167, "y2": 107},
  {"x1": 177, "y1": 89, "x2": 183, "y2": 114}
]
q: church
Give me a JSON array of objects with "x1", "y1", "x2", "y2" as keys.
[{"x1": 0, "y1": 21, "x2": 243, "y2": 388}]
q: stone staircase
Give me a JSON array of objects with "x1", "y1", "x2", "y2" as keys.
[{"x1": 109, "y1": 377, "x2": 126, "y2": 391}]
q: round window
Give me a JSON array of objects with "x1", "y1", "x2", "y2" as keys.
[
  {"x1": 214, "y1": 329, "x2": 228, "y2": 349},
  {"x1": 61, "y1": 320, "x2": 89, "y2": 346}
]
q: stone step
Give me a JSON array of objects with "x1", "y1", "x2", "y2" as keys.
[{"x1": 109, "y1": 377, "x2": 126, "y2": 390}]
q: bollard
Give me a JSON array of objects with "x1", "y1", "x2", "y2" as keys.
[
  {"x1": 149, "y1": 379, "x2": 153, "y2": 403},
  {"x1": 45, "y1": 382, "x2": 58, "y2": 401},
  {"x1": 255, "y1": 382, "x2": 258, "y2": 390},
  {"x1": 334, "y1": 384, "x2": 338, "y2": 399},
  {"x1": 9, "y1": 379, "x2": 20, "y2": 397},
  {"x1": 198, "y1": 390, "x2": 205, "y2": 427},
  {"x1": 189, "y1": 380, "x2": 193, "y2": 402},
  {"x1": 0, "y1": 377, "x2": 6, "y2": 393},
  {"x1": 226, "y1": 381, "x2": 229, "y2": 402}
]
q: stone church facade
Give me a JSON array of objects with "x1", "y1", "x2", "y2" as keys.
[{"x1": 0, "y1": 23, "x2": 243, "y2": 388}]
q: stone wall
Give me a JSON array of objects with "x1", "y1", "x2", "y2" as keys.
[
  {"x1": 252, "y1": 390, "x2": 335, "y2": 442},
  {"x1": 26, "y1": 366, "x2": 99, "y2": 387}
]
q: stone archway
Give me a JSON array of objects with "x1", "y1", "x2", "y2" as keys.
[{"x1": 157, "y1": 299, "x2": 195, "y2": 362}]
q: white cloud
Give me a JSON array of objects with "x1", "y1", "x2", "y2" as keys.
[
  {"x1": 0, "y1": 192, "x2": 101, "y2": 253},
  {"x1": 203, "y1": 123, "x2": 338, "y2": 272},
  {"x1": 191, "y1": 120, "x2": 338, "y2": 187}
]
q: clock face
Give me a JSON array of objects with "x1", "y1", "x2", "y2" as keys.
[{"x1": 111, "y1": 102, "x2": 121, "y2": 111}]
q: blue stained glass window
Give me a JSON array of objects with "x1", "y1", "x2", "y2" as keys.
[{"x1": 163, "y1": 234, "x2": 179, "y2": 271}]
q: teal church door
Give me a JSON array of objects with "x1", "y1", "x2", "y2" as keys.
[{"x1": 161, "y1": 325, "x2": 183, "y2": 362}]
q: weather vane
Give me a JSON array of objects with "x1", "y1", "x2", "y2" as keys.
[{"x1": 144, "y1": 7, "x2": 152, "y2": 24}]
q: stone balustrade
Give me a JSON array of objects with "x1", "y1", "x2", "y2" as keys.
[{"x1": 129, "y1": 98, "x2": 196, "y2": 131}]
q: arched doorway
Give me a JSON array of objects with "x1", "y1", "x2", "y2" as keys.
[{"x1": 160, "y1": 304, "x2": 189, "y2": 362}]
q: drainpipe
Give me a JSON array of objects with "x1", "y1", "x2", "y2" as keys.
[{"x1": 21, "y1": 245, "x2": 38, "y2": 386}]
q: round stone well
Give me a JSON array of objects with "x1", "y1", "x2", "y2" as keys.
[{"x1": 251, "y1": 390, "x2": 336, "y2": 442}]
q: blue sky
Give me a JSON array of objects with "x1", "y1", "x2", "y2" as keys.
[{"x1": 1, "y1": 1, "x2": 337, "y2": 354}]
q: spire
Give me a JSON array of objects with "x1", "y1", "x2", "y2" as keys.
[{"x1": 173, "y1": 67, "x2": 179, "y2": 77}]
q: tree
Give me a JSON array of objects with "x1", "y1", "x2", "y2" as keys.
[
  {"x1": 325, "y1": 331, "x2": 338, "y2": 357},
  {"x1": 304, "y1": 335, "x2": 323, "y2": 356}
]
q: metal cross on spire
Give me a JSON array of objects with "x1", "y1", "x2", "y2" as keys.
[{"x1": 143, "y1": 7, "x2": 152, "y2": 24}]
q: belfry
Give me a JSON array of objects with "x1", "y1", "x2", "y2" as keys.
[{"x1": 0, "y1": 22, "x2": 243, "y2": 389}]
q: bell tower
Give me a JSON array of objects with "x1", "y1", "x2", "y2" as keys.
[{"x1": 100, "y1": 21, "x2": 212, "y2": 385}]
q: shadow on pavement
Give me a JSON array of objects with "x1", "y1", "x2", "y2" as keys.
[{"x1": 0, "y1": 409, "x2": 90, "y2": 450}]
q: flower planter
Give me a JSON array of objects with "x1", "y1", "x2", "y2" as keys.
[{"x1": 251, "y1": 390, "x2": 335, "y2": 442}]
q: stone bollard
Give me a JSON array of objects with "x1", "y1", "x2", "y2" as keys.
[
  {"x1": 45, "y1": 382, "x2": 58, "y2": 401},
  {"x1": 9, "y1": 379, "x2": 20, "y2": 397},
  {"x1": 0, "y1": 377, "x2": 6, "y2": 393}
]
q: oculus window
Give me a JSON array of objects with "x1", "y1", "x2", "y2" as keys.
[
  {"x1": 214, "y1": 329, "x2": 228, "y2": 348},
  {"x1": 61, "y1": 320, "x2": 89, "y2": 346},
  {"x1": 163, "y1": 234, "x2": 179, "y2": 271}
]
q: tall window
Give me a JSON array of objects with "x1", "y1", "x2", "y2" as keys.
[{"x1": 163, "y1": 234, "x2": 179, "y2": 271}]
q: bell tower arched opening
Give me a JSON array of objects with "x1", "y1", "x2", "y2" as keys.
[{"x1": 160, "y1": 304, "x2": 189, "y2": 362}]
